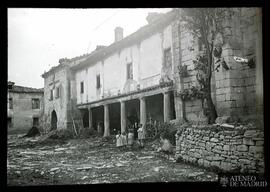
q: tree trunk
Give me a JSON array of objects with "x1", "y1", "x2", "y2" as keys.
[
  {"x1": 200, "y1": 18, "x2": 218, "y2": 124},
  {"x1": 206, "y1": 90, "x2": 217, "y2": 124}
]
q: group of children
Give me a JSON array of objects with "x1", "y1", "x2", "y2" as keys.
[{"x1": 116, "y1": 123, "x2": 146, "y2": 148}]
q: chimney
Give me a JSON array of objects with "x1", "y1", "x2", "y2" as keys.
[{"x1": 114, "y1": 27, "x2": 123, "y2": 42}]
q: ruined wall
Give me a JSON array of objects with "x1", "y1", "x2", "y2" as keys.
[
  {"x1": 75, "y1": 25, "x2": 173, "y2": 104},
  {"x1": 7, "y1": 92, "x2": 43, "y2": 134},
  {"x1": 43, "y1": 67, "x2": 69, "y2": 132},
  {"x1": 175, "y1": 125, "x2": 264, "y2": 173},
  {"x1": 172, "y1": 8, "x2": 260, "y2": 122}
]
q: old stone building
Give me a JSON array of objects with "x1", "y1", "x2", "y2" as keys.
[
  {"x1": 7, "y1": 81, "x2": 44, "y2": 134},
  {"x1": 41, "y1": 8, "x2": 263, "y2": 137}
]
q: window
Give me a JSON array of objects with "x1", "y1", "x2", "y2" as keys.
[
  {"x1": 80, "y1": 81, "x2": 84, "y2": 94},
  {"x1": 50, "y1": 89, "x2": 53, "y2": 101},
  {"x1": 33, "y1": 117, "x2": 39, "y2": 127},
  {"x1": 32, "y1": 98, "x2": 40, "y2": 109},
  {"x1": 164, "y1": 48, "x2": 172, "y2": 68},
  {"x1": 55, "y1": 86, "x2": 60, "y2": 98},
  {"x1": 9, "y1": 98, "x2": 13, "y2": 109},
  {"x1": 127, "y1": 63, "x2": 133, "y2": 80},
  {"x1": 96, "y1": 75, "x2": 101, "y2": 89}
]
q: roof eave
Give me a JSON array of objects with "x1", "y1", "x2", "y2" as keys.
[{"x1": 70, "y1": 10, "x2": 177, "y2": 72}]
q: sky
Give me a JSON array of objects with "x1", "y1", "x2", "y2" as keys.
[{"x1": 8, "y1": 8, "x2": 172, "y2": 89}]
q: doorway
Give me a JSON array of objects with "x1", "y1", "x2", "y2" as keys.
[{"x1": 51, "y1": 110, "x2": 57, "y2": 130}]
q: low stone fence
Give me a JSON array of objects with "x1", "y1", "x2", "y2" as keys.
[{"x1": 175, "y1": 124, "x2": 264, "y2": 173}]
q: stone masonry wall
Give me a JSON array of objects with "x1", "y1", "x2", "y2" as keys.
[
  {"x1": 214, "y1": 8, "x2": 257, "y2": 118},
  {"x1": 43, "y1": 67, "x2": 69, "y2": 132},
  {"x1": 172, "y1": 8, "x2": 259, "y2": 122},
  {"x1": 175, "y1": 125, "x2": 264, "y2": 173}
]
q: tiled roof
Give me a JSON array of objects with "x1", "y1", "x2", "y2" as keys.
[
  {"x1": 71, "y1": 9, "x2": 177, "y2": 71},
  {"x1": 8, "y1": 85, "x2": 44, "y2": 93},
  {"x1": 42, "y1": 9, "x2": 177, "y2": 77}
]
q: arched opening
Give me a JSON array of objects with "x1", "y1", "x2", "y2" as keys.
[{"x1": 51, "y1": 110, "x2": 57, "y2": 131}]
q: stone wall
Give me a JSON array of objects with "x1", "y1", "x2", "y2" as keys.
[
  {"x1": 43, "y1": 66, "x2": 69, "y2": 132},
  {"x1": 171, "y1": 8, "x2": 260, "y2": 122},
  {"x1": 8, "y1": 92, "x2": 44, "y2": 134},
  {"x1": 175, "y1": 125, "x2": 264, "y2": 173}
]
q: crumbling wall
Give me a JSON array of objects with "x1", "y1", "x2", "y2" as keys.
[{"x1": 175, "y1": 125, "x2": 264, "y2": 173}]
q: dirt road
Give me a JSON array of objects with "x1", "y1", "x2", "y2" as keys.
[{"x1": 7, "y1": 134, "x2": 218, "y2": 185}]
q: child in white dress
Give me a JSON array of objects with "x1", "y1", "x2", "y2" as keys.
[
  {"x1": 116, "y1": 131, "x2": 123, "y2": 147},
  {"x1": 137, "y1": 124, "x2": 145, "y2": 148}
]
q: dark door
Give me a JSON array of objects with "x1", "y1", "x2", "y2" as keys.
[{"x1": 51, "y1": 110, "x2": 57, "y2": 130}]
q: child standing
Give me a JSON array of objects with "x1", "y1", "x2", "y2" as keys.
[
  {"x1": 127, "y1": 126, "x2": 134, "y2": 147},
  {"x1": 137, "y1": 124, "x2": 145, "y2": 148},
  {"x1": 121, "y1": 131, "x2": 127, "y2": 147},
  {"x1": 116, "y1": 131, "x2": 123, "y2": 148}
]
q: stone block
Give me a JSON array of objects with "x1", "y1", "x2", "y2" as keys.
[
  {"x1": 243, "y1": 138, "x2": 255, "y2": 146},
  {"x1": 249, "y1": 146, "x2": 264, "y2": 153},
  {"x1": 256, "y1": 141, "x2": 264, "y2": 146},
  {"x1": 244, "y1": 130, "x2": 257, "y2": 137},
  {"x1": 254, "y1": 153, "x2": 264, "y2": 159},
  {"x1": 223, "y1": 145, "x2": 230, "y2": 151},
  {"x1": 214, "y1": 145, "x2": 222, "y2": 151},
  {"x1": 193, "y1": 152, "x2": 201, "y2": 158},
  {"x1": 252, "y1": 137, "x2": 264, "y2": 141},
  {"x1": 231, "y1": 159, "x2": 238, "y2": 164},
  {"x1": 203, "y1": 136, "x2": 209, "y2": 141},
  {"x1": 212, "y1": 156, "x2": 225, "y2": 161},
  {"x1": 203, "y1": 160, "x2": 210, "y2": 167},
  {"x1": 210, "y1": 161, "x2": 221, "y2": 167},
  {"x1": 202, "y1": 150, "x2": 211, "y2": 156},
  {"x1": 237, "y1": 145, "x2": 248, "y2": 152},
  {"x1": 239, "y1": 159, "x2": 251, "y2": 165},
  {"x1": 198, "y1": 159, "x2": 204, "y2": 166},
  {"x1": 206, "y1": 145, "x2": 212, "y2": 152},
  {"x1": 210, "y1": 138, "x2": 219, "y2": 142},
  {"x1": 220, "y1": 162, "x2": 233, "y2": 171},
  {"x1": 198, "y1": 142, "x2": 206, "y2": 148},
  {"x1": 216, "y1": 94, "x2": 226, "y2": 102}
]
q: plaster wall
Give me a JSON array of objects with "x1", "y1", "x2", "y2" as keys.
[
  {"x1": 75, "y1": 25, "x2": 173, "y2": 104},
  {"x1": 8, "y1": 92, "x2": 43, "y2": 134}
]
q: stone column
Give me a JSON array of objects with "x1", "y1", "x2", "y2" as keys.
[
  {"x1": 103, "y1": 104, "x2": 110, "y2": 137},
  {"x1": 163, "y1": 92, "x2": 171, "y2": 122},
  {"x1": 88, "y1": 106, "x2": 93, "y2": 129},
  {"x1": 140, "y1": 97, "x2": 147, "y2": 127},
  {"x1": 120, "y1": 101, "x2": 126, "y2": 133}
]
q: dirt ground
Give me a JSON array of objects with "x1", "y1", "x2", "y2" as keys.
[{"x1": 7, "y1": 134, "x2": 218, "y2": 185}]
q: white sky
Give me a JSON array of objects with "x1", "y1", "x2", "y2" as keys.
[{"x1": 8, "y1": 8, "x2": 172, "y2": 88}]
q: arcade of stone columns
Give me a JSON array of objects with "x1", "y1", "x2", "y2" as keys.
[{"x1": 78, "y1": 86, "x2": 175, "y2": 137}]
